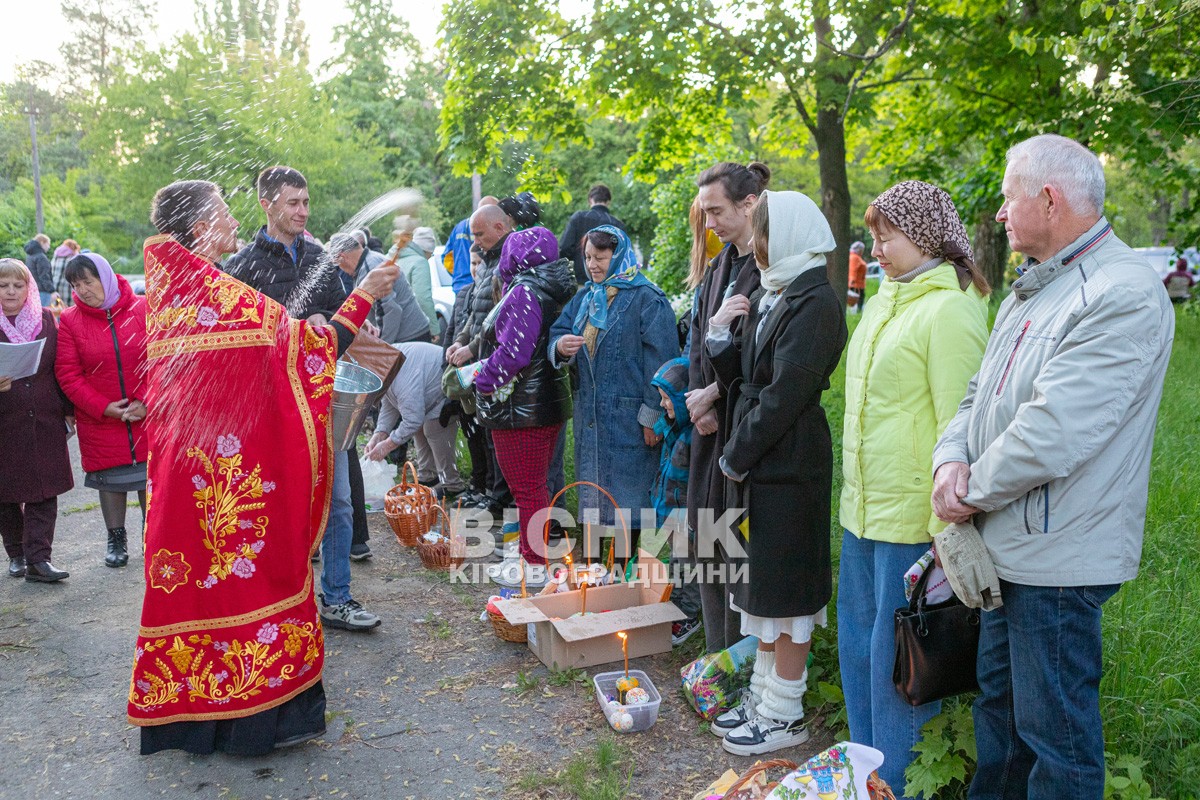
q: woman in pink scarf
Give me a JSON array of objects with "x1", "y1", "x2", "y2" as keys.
[{"x1": 0, "y1": 258, "x2": 73, "y2": 582}]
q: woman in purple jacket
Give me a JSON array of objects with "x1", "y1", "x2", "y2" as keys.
[{"x1": 472, "y1": 227, "x2": 575, "y2": 585}]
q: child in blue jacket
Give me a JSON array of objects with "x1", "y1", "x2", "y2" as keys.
[{"x1": 649, "y1": 357, "x2": 702, "y2": 645}]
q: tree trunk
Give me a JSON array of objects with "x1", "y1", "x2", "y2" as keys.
[
  {"x1": 814, "y1": 107, "x2": 851, "y2": 299},
  {"x1": 973, "y1": 213, "x2": 1009, "y2": 295}
]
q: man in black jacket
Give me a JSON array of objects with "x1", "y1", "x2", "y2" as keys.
[
  {"x1": 23, "y1": 234, "x2": 56, "y2": 305},
  {"x1": 223, "y1": 166, "x2": 346, "y2": 322},
  {"x1": 223, "y1": 166, "x2": 379, "y2": 630},
  {"x1": 558, "y1": 184, "x2": 627, "y2": 284}
]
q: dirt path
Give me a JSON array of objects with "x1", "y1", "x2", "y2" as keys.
[{"x1": 0, "y1": 440, "x2": 834, "y2": 799}]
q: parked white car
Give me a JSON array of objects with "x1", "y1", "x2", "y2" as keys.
[
  {"x1": 428, "y1": 245, "x2": 456, "y2": 339},
  {"x1": 1132, "y1": 246, "x2": 1178, "y2": 279},
  {"x1": 866, "y1": 261, "x2": 884, "y2": 281}
]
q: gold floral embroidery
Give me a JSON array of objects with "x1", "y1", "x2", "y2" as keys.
[
  {"x1": 129, "y1": 623, "x2": 321, "y2": 711},
  {"x1": 301, "y1": 327, "x2": 336, "y2": 400},
  {"x1": 203, "y1": 274, "x2": 263, "y2": 325},
  {"x1": 129, "y1": 637, "x2": 185, "y2": 709},
  {"x1": 149, "y1": 549, "x2": 191, "y2": 594},
  {"x1": 187, "y1": 434, "x2": 273, "y2": 589},
  {"x1": 146, "y1": 305, "x2": 199, "y2": 332}
]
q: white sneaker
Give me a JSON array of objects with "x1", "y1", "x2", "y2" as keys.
[
  {"x1": 710, "y1": 687, "x2": 756, "y2": 737},
  {"x1": 721, "y1": 713, "x2": 809, "y2": 756}
]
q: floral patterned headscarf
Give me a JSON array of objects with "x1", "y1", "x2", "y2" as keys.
[{"x1": 0, "y1": 259, "x2": 44, "y2": 344}]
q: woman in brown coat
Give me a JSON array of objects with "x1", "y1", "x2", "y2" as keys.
[{"x1": 0, "y1": 259, "x2": 73, "y2": 582}]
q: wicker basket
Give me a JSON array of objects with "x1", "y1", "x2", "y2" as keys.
[
  {"x1": 384, "y1": 462, "x2": 436, "y2": 547},
  {"x1": 487, "y1": 608, "x2": 528, "y2": 642},
  {"x1": 416, "y1": 507, "x2": 464, "y2": 570},
  {"x1": 545, "y1": 480, "x2": 626, "y2": 581},
  {"x1": 718, "y1": 758, "x2": 896, "y2": 800}
]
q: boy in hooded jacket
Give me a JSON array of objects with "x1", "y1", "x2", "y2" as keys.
[{"x1": 650, "y1": 357, "x2": 702, "y2": 645}]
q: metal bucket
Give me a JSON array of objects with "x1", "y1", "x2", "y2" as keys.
[{"x1": 332, "y1": 361, "x2": 383, "y2": 452}]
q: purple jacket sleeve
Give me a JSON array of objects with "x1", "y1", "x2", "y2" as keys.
[{"x1": 475, "y1": 285, "x2": 543, "y2": 394}]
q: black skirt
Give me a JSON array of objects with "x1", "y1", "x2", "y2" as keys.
[{"x1": 140, "y1": 680, "x2": 326, "y2": 756}]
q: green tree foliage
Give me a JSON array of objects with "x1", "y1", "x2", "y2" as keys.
[
  {"x1": 0, "y1": 172, "x2": 109, "y2": 259},
  {"x1": 59, "y1": 0, "x2": 157, "y2": 93},
  {"x1": 439, "y1": 0, "x2": 919, "y2": 296},
  {"x1": 321, "y1": 0, "x2": 463, "y2": 231},
  {"x1": 868, "y1": 0, "x2": 1200, "y2": 285},
  {"x1": 81, "y1": 26, "x2": 388, "y2": 257}
]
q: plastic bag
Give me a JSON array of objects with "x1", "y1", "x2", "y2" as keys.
[
  {"x1": 360, "y1": 456, "x2": 396, "y2": 513},
  {"x1": 680, "y1": 634, "x2": 759, "y2": 720}
]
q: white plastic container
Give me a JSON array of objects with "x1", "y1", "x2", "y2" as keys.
[{"x1": 593, "y1": 669, "x2": 661, "y2": 733}]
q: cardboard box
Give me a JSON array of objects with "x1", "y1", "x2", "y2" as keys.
[{"x1": 494, "y1": 550, "x2": 686, "y2": 670}]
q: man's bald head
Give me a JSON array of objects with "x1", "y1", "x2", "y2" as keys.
[
  {"x1": 470, "y1": 203, "x2": 512, "y2": 252},
  {"x1": 479, "y1": 196, "x2": 499, "y2": 207}
]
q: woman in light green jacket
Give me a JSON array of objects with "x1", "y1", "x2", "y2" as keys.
[{"x1": 836, "y1": 180, "x2": 990, "y2": 797}]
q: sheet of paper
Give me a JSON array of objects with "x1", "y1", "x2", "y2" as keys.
[{"x1": 0, "y1": 338, "x2": 46, "y2": 381}]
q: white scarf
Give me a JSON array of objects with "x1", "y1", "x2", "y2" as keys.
[{"x1": 757, "y1": 191, "x2": 835, "y2": 292}]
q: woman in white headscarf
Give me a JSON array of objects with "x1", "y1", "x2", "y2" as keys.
[{"x1": 704, "y1": 190, "x2": 847, "y2": 756}]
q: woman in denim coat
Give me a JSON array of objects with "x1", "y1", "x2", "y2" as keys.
[{"x1": 549, "y1": 226, "x2": 679, "y2": 573}]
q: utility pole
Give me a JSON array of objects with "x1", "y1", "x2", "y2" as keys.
[
  {"x1": 471, "y1": 173, "x2": 481, "y2": 209},
  {"x1": 24, "y1": 85, "x2": 44, "y2": 234}
]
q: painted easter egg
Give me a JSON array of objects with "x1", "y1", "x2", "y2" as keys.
[{"x1": 624, "y1": 687, "x2": 650, "y2": 705}]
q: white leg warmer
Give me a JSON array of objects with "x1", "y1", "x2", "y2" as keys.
[
  {"x1": 758, "y1": 669, "x2": 807, "y2": 723},
  {"x1": 749, "y1": 649, "x2": 775, "y2": 707}
]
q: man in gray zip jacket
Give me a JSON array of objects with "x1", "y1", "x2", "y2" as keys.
[{"x1": 931, "y1": 134, "x2": 1174, "y2": 800}]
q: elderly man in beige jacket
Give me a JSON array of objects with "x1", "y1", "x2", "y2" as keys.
[{"x1": 931, "y1": 134, "x2": 1174, "y2": 800}]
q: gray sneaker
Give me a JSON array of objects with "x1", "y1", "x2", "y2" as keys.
[
  {"x1": 710, "y1": 687, "x2": 756, "y2": 737},
  {"x1": 320, "y1": 598, "x2": 381, "y2": 631}
]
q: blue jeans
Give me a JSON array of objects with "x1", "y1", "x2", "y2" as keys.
[
  {"x1": 837, "y1": 530, "x2": 940, "y2": 799},
  {"x1": 969, "y1": 580, "x2": 1119, "y2": 800},
  {"x1": 320, "y1": 450, "x2": 353, "y2": 606}
]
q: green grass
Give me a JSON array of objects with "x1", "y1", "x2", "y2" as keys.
[
  {"x1": 1097, "y1": 303, "x2": 1200, "y2": 795},
  {"x1": 456, "y1": 292, "x2": 1196, "y2": 796},
  {"x1": 547, "y1": 666, "x2": 590, "y2": 688},
  {"x1": 513, "y1": 669, "x2": 542, "y2": 696},
  {"x1": 834, "y1": 298, "x2": 1198, "y2": 796},
  {"x1": 515, "y1": 737, "x2": 635, "y2": 800}
]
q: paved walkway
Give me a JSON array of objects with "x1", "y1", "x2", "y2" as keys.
[{"x1": 0, "y1": 439, "x2": 831, "y2": 799}]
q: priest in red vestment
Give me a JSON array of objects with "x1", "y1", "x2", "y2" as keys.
[{"x1": 126, "y1": 180, "x2": 397, "y2": 755}]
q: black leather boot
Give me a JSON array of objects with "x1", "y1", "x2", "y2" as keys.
[
  {"x1": 8, "y1": 556, "x2": 25, "y2": 578},
  {"x1": 25, "y1": 561, "x2": 69, "y2": 582},
  {"x1": 105, "y1": 527, "x2": 129, "y2": 568}
]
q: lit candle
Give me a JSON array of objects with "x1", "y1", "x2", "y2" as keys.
[
  {"x1": 580, "y1": 577, "x2": 588, "y2": 615},
  {"x1": 617, "y1": 631, "x2": 629, "y2": 680},
  {"x1": 519, "y1": 557, "x2": 527, "y2": 598},
  {"x1": 584, "y1": 522, "x2": 591, "y2": 566}
]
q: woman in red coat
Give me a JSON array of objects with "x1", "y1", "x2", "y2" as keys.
[
  {"x1": 0, "y1": 259, "x2": 73, "y2": 582},
  {"x1": 55, "y1": 253, "x2": 148, "y2": 567}
]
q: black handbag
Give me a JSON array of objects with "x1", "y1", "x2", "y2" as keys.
[{"x1": 893, "y1": 562, "x2": 982, "y2": 706}]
